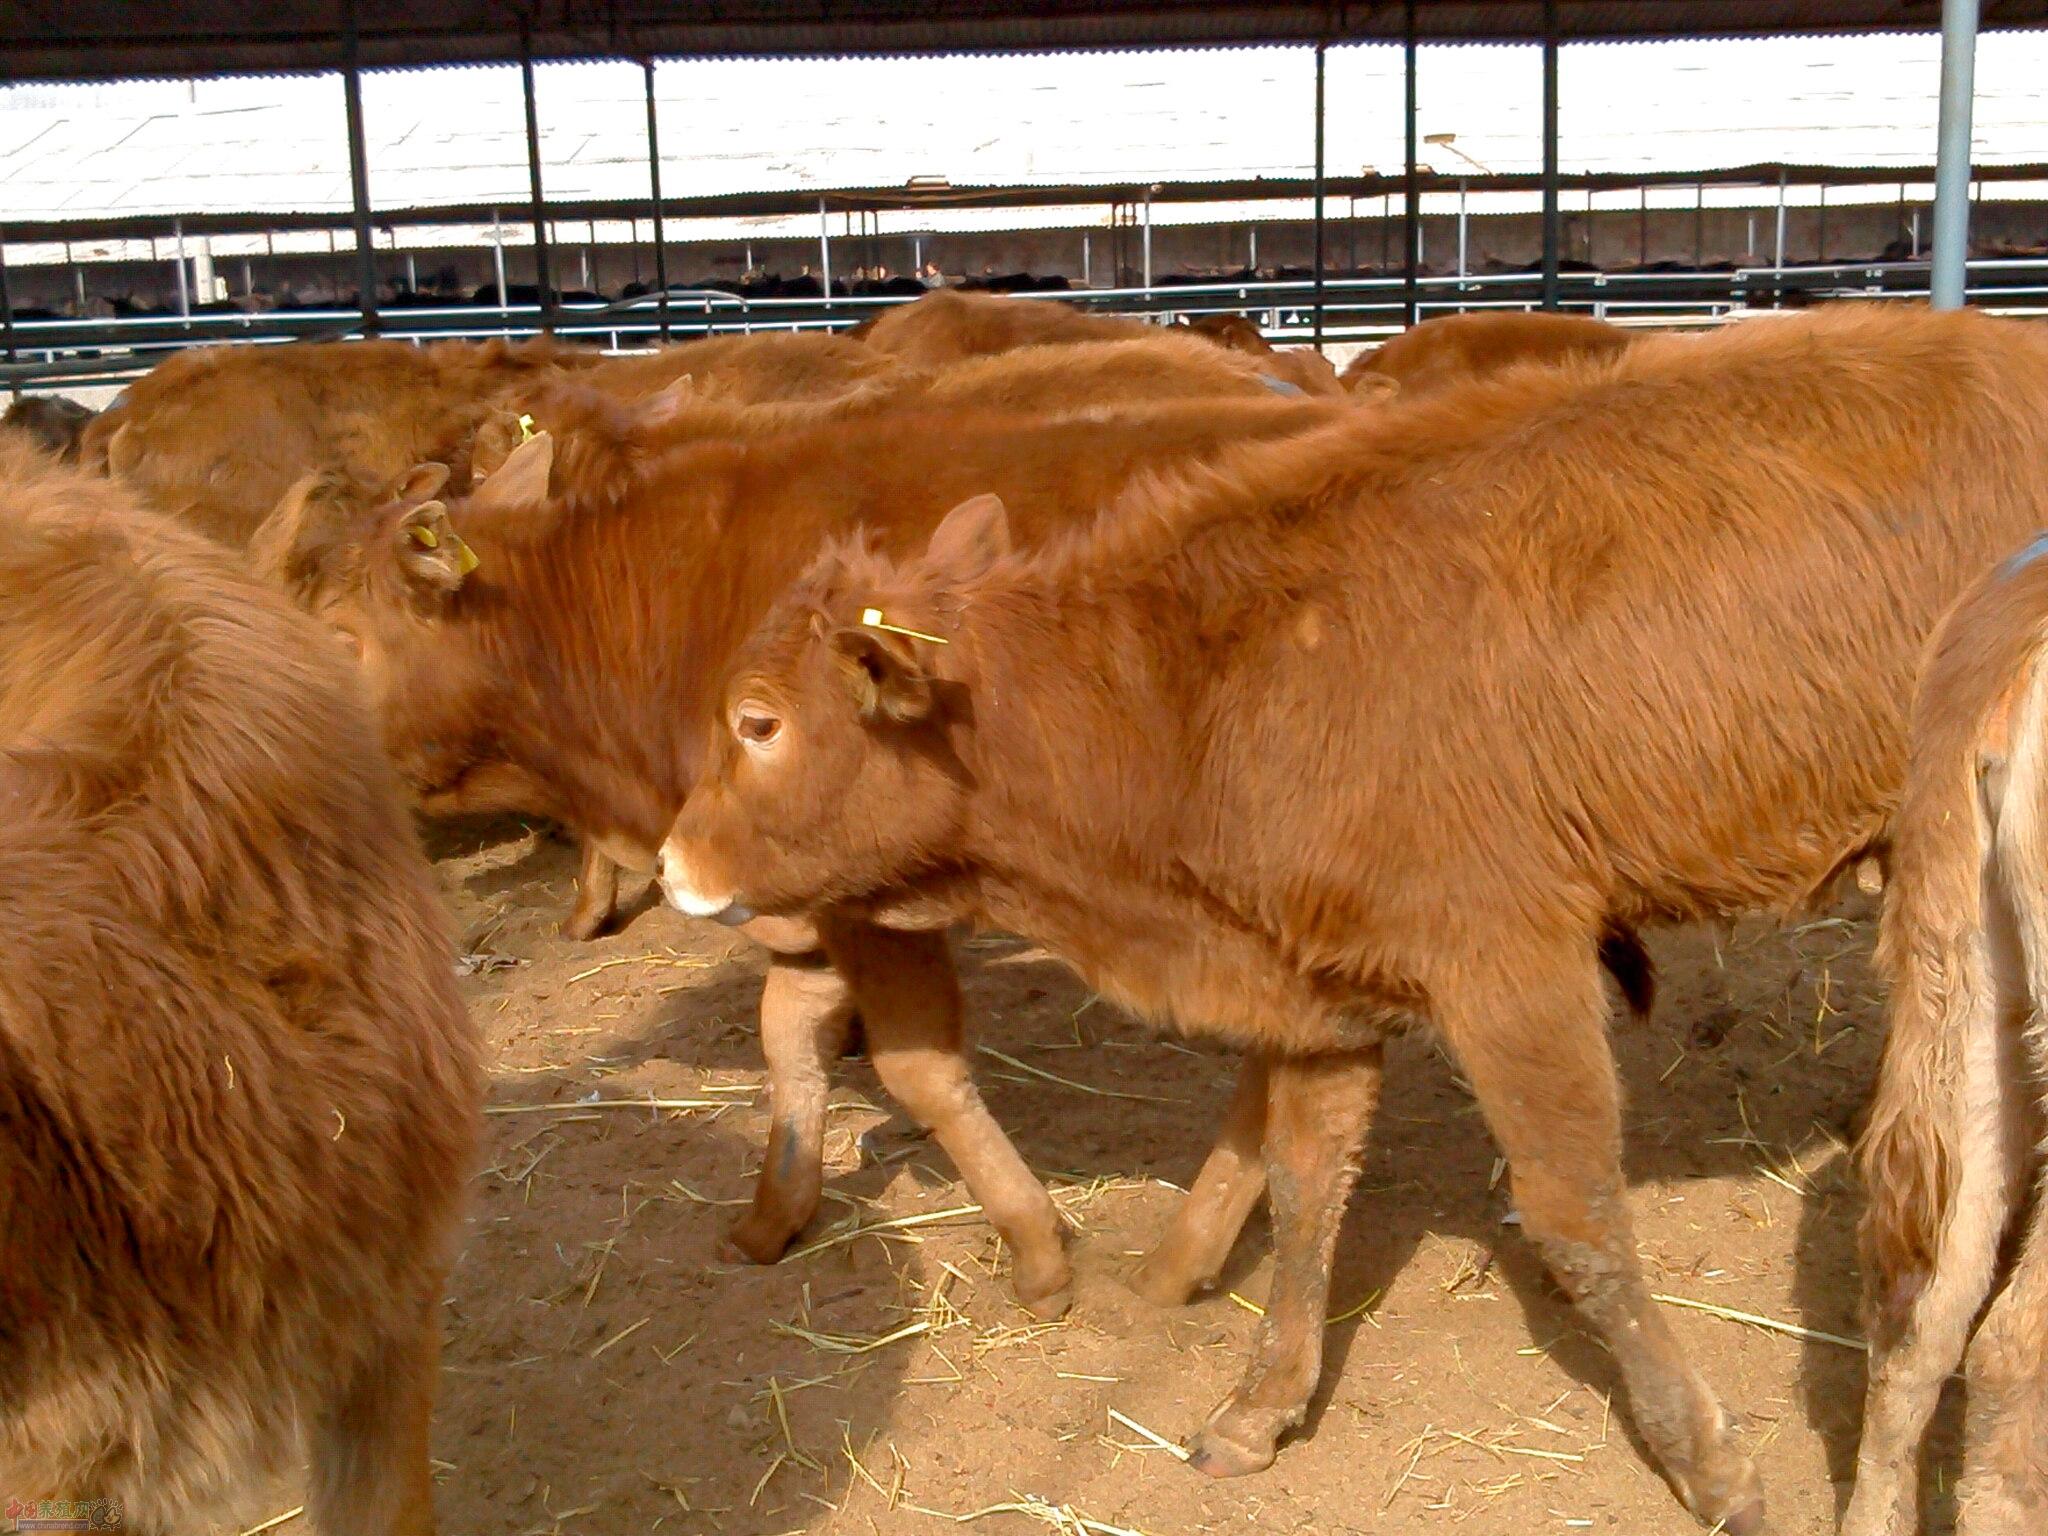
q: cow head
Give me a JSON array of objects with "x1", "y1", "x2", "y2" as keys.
[
  {"x1": 658, "y1": 492, "x2": 1010, "y2": 925},
  {"x1": 249, "y1": 432, "x2": 563, "y2": 818}
]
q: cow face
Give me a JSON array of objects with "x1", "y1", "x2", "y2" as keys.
[
  {"x1": 249, "y1": 434, "x2": 560, "y2": 818},
  {"x1": 658, "y1": 493, "x2": 1010, "y2": 925}
]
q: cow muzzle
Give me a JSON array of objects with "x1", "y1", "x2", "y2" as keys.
[{"x1": 656, "y1": 845, "x2": 755, "y2": 927}]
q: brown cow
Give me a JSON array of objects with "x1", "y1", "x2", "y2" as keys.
[
  {"x1": 1342, "y1": 309, "x2": 1633, "y2": 399},
  {"x1": 659, "y1": 305, "x2": 2048, "y2": 1530},
  {"x1": 1850, "y1": 537, "x2": 2048, "y2": 1536},
  {"x1": 80, "y1": 335, "x2": 592, "y2": 545},
  {"x1": 1, "y1": 394, "x2": 97, "y2": 462},
  {"x1": 251, "y1": 391, "x2": 1349, "y2": 1313},
  {"x1": 857, "y1": 287, "x2": 1158, "y2": 368},
  {"x1": 0, "y1": 438, "x2": 479, "y2": 1532}
]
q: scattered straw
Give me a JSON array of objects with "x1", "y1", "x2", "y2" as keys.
[
  {"x1": 1651, "y1": 1292, "x2": 1867, "y2": 1352},
  {"x1": 976, "y1": 1046, "x2": 1182, "y2": 1105},
  {"x1": 589, "y1": 1316, "x2": 650, "y2": 1359},
  {"x1": 770, "y1": 1317, "x2": 933, "y2": 1355},
  {"x1": 1106, "y1": 1408, "x2": 1188, "y2": 1461},
  {"x1": 237, "y1": 1510, "x2": 304, "y2": 1536},
  {"x1": 901, "y1": 1494, "x2": 1154, "y2": 1535},
  {"x1": 785, "y1": 1204, "x2": 984, "y2": 1262},
  {"x1": 485, "y1": 1097, "x2": 744, "y2": 1117},
  {"x1": 567, "y1": 953, "x2": 717, "y2": 985}
]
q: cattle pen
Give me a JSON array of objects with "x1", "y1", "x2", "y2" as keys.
[{"x1": 7, "y1": 5, "x2": 2048, "y2": 1536}]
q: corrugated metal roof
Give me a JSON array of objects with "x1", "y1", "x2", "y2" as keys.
[
  {"x1": 9, "y1": 35, "x2": 2046, "y2": 234},
  {"x1": 4, "y1": 2, "x2": 2047, "y2": 82}
]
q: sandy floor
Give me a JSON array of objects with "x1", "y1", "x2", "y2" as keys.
[{"x1": 253, "y1": 817, "x2": 1949, "y2": 1536}]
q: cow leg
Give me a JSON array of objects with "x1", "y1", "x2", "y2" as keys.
[
  {"x1": 822, "y1": 919, "x2": 1072, "y2": 1319},
  {"x1": 561, "y1": 841, "x2": 620, "y2": 940},
  {"x1": 1848, "y1": 923, "x2": 2034, "y2": 1536},
  {"x1": 307, "y1": 1284, "x2": 442, "y2": 1536},
  {"x1": 1131, "y1": 1053, "x2": 1270, "y2": 1307},
  {"x1": 1442, "y1": 948, "x2": 1763, "y2": 1534},
  {"x1": 1186, "y1": 1046, "x2": 1381, "y2": 1477},
  {"x1": 1957, "y1": 1173, "x2": 2048, "y2": 1536},
  {"x1": 726, "y1": 950, "x2": 856, "y2": 1264}
]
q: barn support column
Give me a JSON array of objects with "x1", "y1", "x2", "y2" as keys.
[
  {"x1": 1457, "y1": 178, "x2": 1468, "y2": 281},
  {"x1": 520, "y1": 23, "x2": 555, "y2": 326},
  {"x1": 1142, "y1": 188, "x2": 1154, "y2": 292},
  {"x1": 818, "y1": 199, "x2": 832, "y2": 298},
  {"x1": 1402, "y1": 3, "x2": 1420, "y2": 326},
  {"x1": 1540, "y1": 0, "x2": 1560, "y2": 311},
  {"x1": 1313, "y1": 40, "x2": 1327, "y2": 347},
  {"x1": 342, "y1": 0, "x2": 380, "y2": 332},
  {"x1": 1931, "y1": 0, "x2": 1980, "y2": 309},
  {"x1": 1, "y1": 229, "x2": 17, "y2": 388},
  {"x1": 643, "y1": 58, "x2": 670, "y2": 340}
]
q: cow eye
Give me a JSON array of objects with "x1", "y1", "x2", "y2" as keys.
[{"x1": 735, "y1": 708, "x2": 782, "y2": 747}]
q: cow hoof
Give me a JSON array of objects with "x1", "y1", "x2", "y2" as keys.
[
  {"x1": 560, "y1": 906, "x2": 615, "y2": 942},
  {"x1": 1185, "y1": 1418, "x2": 1280, "y2": 1480},
  {"x1": 1127, "y1": 1251, "x2": 1205, "y2": 1309},
  {"x1": 1015, "y1": 1267, "x2": 1074, "y2": 1322},
  {"x1": 1676, "y1": 1448, "x2": 1765, "y2": 1535},
  {"x1": 722, "y1": 1211, "x2": 797, "y2": 1267}
]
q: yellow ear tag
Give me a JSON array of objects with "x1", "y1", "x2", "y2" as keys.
[
  {"x1": 517, "y1": 413, "x2": 537, "y2": 443},
  {"x1": 860, "y1": 606, "x2": 948, "y2": 645},
  {"x1": 406, "y1": 523, "x2": 440, "y2": 549},
  {"x1": 453, "y1": 537, "x2": 481, "y2": 576}
]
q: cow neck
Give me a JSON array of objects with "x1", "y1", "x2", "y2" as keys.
[{"x1": 450, "y1": 473, "x2": 740, "y2": 855}]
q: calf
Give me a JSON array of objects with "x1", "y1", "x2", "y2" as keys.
[
  {"x1": 0, "y1": 439, "x2": 479, "y2": 1532},
  {"x1": 660, "y1": 305, "x2": 2048, "y2": 1531},
  {"x1": 1343, "y1": 308, "x2": 1633, "y2": 399},
  {"x1": 252, "y1": 392, "x2": 1348, "y2": 1316},
  {"x1": 1850, "y1": 543, "x2": 2048, "y2": 1536}
]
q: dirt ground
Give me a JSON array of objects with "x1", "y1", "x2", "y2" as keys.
[{"x1": 266, "y1": 818, "x2": 1953, "y2": 1536}]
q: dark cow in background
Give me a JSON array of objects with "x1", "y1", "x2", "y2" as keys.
[
  {"x1": 1, "y1": 395, "x2": 97, "y2": 463},
  {"x1": 1851, "y1": 543, "x2": 2048, "y2": 1536},
  {"x1": 0, "y1": 438, "x2": 479, "y2": 1532},
  {"x1": 659, "y1": 306, "x2": 2048, "y2": 1532}
]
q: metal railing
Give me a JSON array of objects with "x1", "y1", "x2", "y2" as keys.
[{"x1": 9, "y1": 258, "x2": 2048, "y2": 396}]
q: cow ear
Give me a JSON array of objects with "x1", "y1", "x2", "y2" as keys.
[
  {"x1": 468, "y1": 430, "x2": 553, "y2": 515},
  {"x1": 248, "y1": 470, "x2": 328, "y2": 587},
  {"x1": 644, "y1": 372, "x2": 696, "y2": 421},
  {"x1": 394, "y1": 499, "x2": 480, "y2": 594},
  {"x1": 923, "y1": 493, "x2": 1011, "y2": 589},
  {"x1": 1345, "y1": 370, "x2": 1400, "y2": 405},
  {"x1": 396, "y1": 461, "x2": 451, "y2": 503},
  {"x1": 829, "y1": 626, "x2": 933, "y2": 724}
]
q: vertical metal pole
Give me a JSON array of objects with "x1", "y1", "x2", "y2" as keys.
[
  {"x1": 173, "y1": 218, "x2": 191, "y2": 319},
  {"x1": 520, "y1": 24, "x2": 555, "y2": 325},
  {"x1": 1142, "y1": 190, "x2": 1153, "y2": 292},
  {"x1": 1931, "y1": 0, "x2": 1980, "y2": 309},
  {"x1": 1250, "y1": 225, "x2": 1258, "y2": 271},
  {"x1": 1773, "y1": 170, "x2": 1787, "y2": 275},
  {"x1": 1082, "y1": 234, "x2": 1091, "y2": 286},
  {"x1": 1912, "y1": 208, "x2": 1922, "y2": 259},
  {"x1": 491, "y1": 209, "x2": 508, "y2": 315},
  {"x1": 1314, "y1": 40, "x2": 1328, "y2": 346},
  {"x1": 1817, "y1": 184, "x2": 1827, "y2": 263},
  {"x1": 1402, "y1": 5, "x2": 1419, "y2": 326},
  {"x1": 1638, "y1": 184, "x2": 1649, "y2": 267},
  {"x1": 1540, "y1": 0, "x2": 1560, "y2": 310},
  {"x1": 0, "y1": 229, "x2": 16, "y2": 377},
  {"x1": 818, "y1": 199, "x2": 832, "y2": 294},
  {"x1": 1458, "y1": 179, "x2": 1468, "y2": 280},
  {"x1": 643, "y1": 57, "x2": 670, "y2": 339},
  {"x1": 342, "y1": 0, "x2": 380, "y2": 332},
  {"x1": 1694, "y1": 181, "x2": 1705, "y2": 267}
]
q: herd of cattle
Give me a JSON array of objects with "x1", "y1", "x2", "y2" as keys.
[{"x1": 0, "y1": 285, "x2": 2042, "y2": 1534}]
